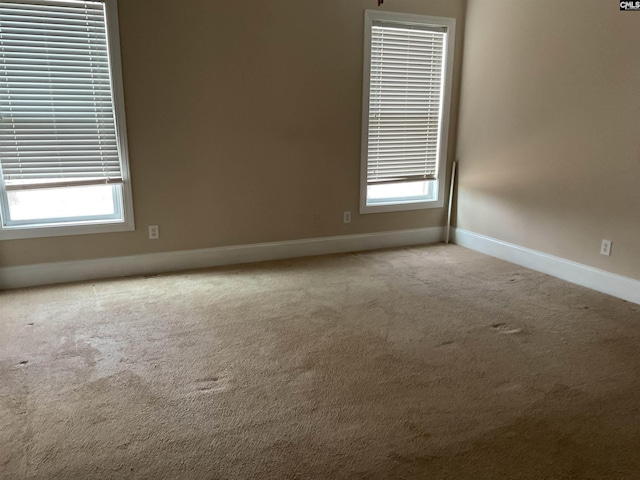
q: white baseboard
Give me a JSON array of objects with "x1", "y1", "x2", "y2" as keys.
[
  {"x1": 453, "y1": 228, "x2": 640, "y2": 305},
  {"x1": 0, "y1": 227, "x2": 444, "y2": 290}
]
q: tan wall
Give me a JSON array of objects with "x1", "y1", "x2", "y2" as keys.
[
  {"x1": 456, "y1": 0, "x2": 640, "y2": 280},
  {"x1": 0, "y1": 0, "x2": 466, "y2": 268}
]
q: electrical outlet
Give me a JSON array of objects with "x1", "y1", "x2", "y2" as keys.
[
  {"x1": 149, "y1": 225, "x2": 159, "y2": 240},
  {"x1": 343, "y1": 211, "x2": 351, "y2": 224},
  {"x1": 600, "y1": 239, "x2": 611, "y2": 256},
  {"x1": 314, "y1": 214, "x2": 323, "y2": 227}
]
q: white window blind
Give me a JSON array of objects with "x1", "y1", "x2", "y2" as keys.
[
  {"x1": 0, "y1": 0, "x2": 122, "y2": 191},
  {"x1": 367, "y1": 22, "x2": 446, "y2": 186}
]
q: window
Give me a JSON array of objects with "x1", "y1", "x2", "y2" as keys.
[
  {"x1": 360, "y1": 11, "x2": 455, "y2": 213},
  {"x1": 0, "y1": 0, "x2": 134, "y2": 240}
]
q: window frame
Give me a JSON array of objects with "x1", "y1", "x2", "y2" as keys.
[
  {"x1": 0, "y1": 0, "x2": 135, "y2": 240},
  {"x1": 359, "y1": 10, "x2": 456, "y2": 214}
]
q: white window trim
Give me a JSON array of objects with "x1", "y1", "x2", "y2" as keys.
[
  {"x1": 0, "y1": 0, "x2": 135, "y2": 240},
  {"x1": 359, "y1": 10, "x2": 456, "y2": 214}
]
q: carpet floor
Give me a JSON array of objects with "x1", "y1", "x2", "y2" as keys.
[{"x1": 1, "y1": 244, "x2": 639, "y2": 479}]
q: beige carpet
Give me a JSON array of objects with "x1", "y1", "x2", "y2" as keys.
[{"x1": 1, "y1": 244, "x2": 639, "y2": 479}]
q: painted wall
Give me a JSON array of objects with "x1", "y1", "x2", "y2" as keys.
[
  {"x1": 0, "y1": 0, "x2": 466, "y2": 268},
  {"x1": 456, "y1": 0, "x2": 640, "y2": 280}
]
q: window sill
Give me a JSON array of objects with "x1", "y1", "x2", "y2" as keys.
[
  {"x1": 0, "y1": 219, "x2": 135, "y2": 241},
  {"x1": 360, "y1": 198, "x2": 444, "y2": 214}
]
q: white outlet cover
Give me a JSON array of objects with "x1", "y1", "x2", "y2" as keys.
[
  {"x1": 600, "y1": 239, "x2": 611, "y2": 256},
  {"x1": 343, "y1": 211, "x2": 351, "y2": 224}
]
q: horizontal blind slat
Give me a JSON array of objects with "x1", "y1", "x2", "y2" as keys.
[
  {"x1": 5, "y1": 177, "x2": 121, "y2": 191},
  {"x1": 0, "y1": 32, "x2": 107, "y2": 42}
]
